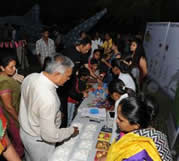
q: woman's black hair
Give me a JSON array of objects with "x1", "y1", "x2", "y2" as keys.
[
  {"x1": 119, "y1": 93, "x2": 159, "y2": 128},
  {"x1": 78, "y1": 67, "x2": 90, "y2": 78},
  {"x1": 93, "y1": 49, "x2": 102, "y2": 55},
  {"x1": 130, "y1": 38, "x2": 146, "y2": 67},
  {"x1": 108, "y1": 79, "x2": 136, "y2": 97},
  {"x1": 0, "y1": 49, "x2": 16, "y2": 68},
  {"x1": 111, "y1": 58, "x2": 130, "y2": 73}
]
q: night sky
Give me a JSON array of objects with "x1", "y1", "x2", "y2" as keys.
[{"x1": 0, "y1": 0, "x2": 178, "y2": 33}]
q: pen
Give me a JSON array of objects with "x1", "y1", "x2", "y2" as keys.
[{"x1": 89, "y1": 119, "x2": 100, "y2": 123}]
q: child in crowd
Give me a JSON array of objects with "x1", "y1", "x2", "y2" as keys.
[
  {"x1": 100, "y1": 54, "x2": 112, "y2": 83},
  {"x1": 111, "y1": 58, "x2": 136, "y2": 91},
  {"x1": 90, "y1": 59, "x2": 99, "y2": 75},
  {"x1": 88, "y1": 58, "x2": 100, "y2": 83},
  {"x1": 67, "y1": 67, "x2": 89, "y2": 126},
  {"x1": 89, "y1": 49, "x2": 101, "y2": 68},
  {"x1": 88, "y1": 49, "x2": 103, "y2": 83},
  {"x1": 108, "y1": 79, "x2": 136, "y2": 142}
]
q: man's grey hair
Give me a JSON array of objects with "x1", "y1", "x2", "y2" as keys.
[{"x1": 45, "y1": 54, "x2": 74, "y2": 74}]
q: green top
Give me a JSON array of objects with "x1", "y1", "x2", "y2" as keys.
[{"x1": 0, "y1": 75, "x2": 21, "y2": 124}]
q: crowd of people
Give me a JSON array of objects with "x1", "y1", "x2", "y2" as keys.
[{"x1": 0, "y1": 26, "x2": 173, "y2": 161}]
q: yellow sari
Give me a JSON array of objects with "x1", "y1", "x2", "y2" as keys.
[{"x1": 106, "y1": 132, "x2": 162, "y2": 161}]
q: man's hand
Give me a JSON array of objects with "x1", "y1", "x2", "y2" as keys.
[
  {"x1": 71, "y1": 127, "x2": 79, "y2": 137},
  {"x1": 12, "y1": 72, "x2": 24, "y2": 83}
]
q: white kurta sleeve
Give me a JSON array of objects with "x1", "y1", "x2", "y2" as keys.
[{"x1": 39, "y1": 102, "x2": 74, "y2": 143}]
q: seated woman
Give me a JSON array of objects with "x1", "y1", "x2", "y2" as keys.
[
  {"x1": 0, "y1": 109, "x2": 21, "y2": 161},
  {"x1": 0, "y1": 51, "x2": 24, "y2": 157},
  {"x1": 97, "y1": 94, "x2": 173, "y2": 161},
  {"x1": 108, "y1": 79, "x2": 136, "y2": 142}
]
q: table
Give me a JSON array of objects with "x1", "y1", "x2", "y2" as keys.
[{"x1": 49, "y1": 91, "x2": 113, "y2": 161}]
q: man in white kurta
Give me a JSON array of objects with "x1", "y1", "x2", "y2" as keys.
[{"x1": 19, "y1": 57, "x2": 78, "y2": 161}]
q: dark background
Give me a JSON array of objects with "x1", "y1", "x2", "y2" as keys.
[{"x1": 0, "y1": 0, "x2": 179, "y2": 33}]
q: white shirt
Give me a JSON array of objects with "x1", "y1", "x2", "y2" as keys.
[
  {"x1": 118, "y1": 72, "x2": 136, "y2": 92},
  {"x1": 19, "y1": 72, "x2": 74, "y2": 143},
  {"x1": 36, "y1": 38, "x2": 55, "y2": 58}
]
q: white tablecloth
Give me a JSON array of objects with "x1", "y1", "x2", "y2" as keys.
[{"x1": 49, "y1": 92, "x2": 113, "y2": 161}]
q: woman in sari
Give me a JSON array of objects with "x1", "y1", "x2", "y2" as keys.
[
  {"x1": 0, "y1": 50, "x2": 24, "y2": 157},
  {"x1": 0, "y1": 109, "x2": 21, "y2": 161},
  {"x1": 97, "y1": 94, "x2": 173, "y2": 161}
]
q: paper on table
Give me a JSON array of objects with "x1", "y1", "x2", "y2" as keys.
[
  {"x1": 78, "y1": 139, "x2": 93, "y2": 149},
  {"x1": 84, "y1": 124, "x2": 98, "y2": 132},
  {"x1": 72, "y1": 149, "x2": 89, "y2": 161},
  {"x1": 49, "y1": 147, "x2": 70, "y2": 161},
  {"x1": 80, "y1": 107, "x2": 106, "y2": 119},
  {"x1": 80, "y1": 131, "x2": 95, "y2": 140},
  {"x1": 63, "y1": 138, "x2": 77, "y2": 147}
]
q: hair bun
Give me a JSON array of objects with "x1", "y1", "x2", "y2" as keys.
[{"x1": 138, "y1": 92, "x2": 159, "y2": 121}]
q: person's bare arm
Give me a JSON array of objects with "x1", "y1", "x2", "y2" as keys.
[
  {"x1": 139, "y1": 57, "x2": 148, "y2": 78},
  {"x1": 101, "y1": 58, "x2": 112, "y2": 68},
  {"x1": 3, "y1": 134, "x2": 21, "y2": 161},
  {"x1": 84, "y1": 64, "x2": 99, "y2": 79},
  {"x1": 0, "y1": 93, "x2": 18, "y2": 122}
]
